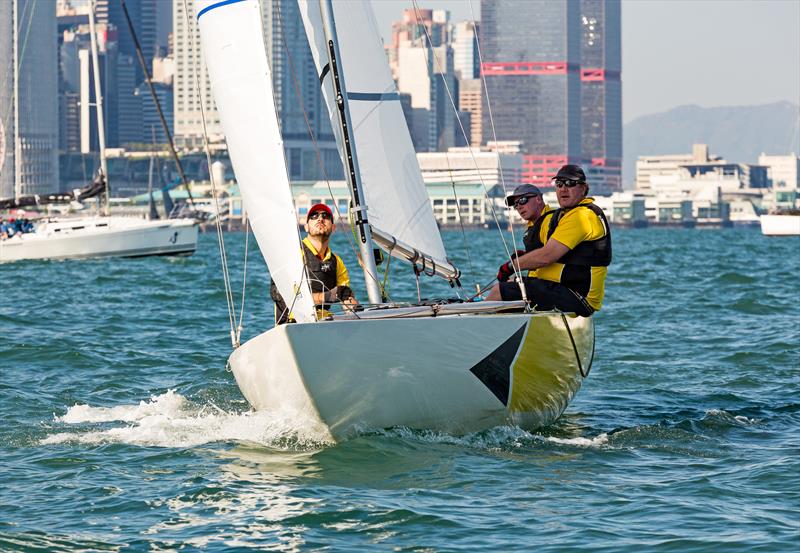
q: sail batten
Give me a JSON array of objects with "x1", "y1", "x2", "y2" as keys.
[
  {"x1": 197, "y1": 0, "x2": 315, "y2": 323},
  {"x1": 298, "y1": 0, "x2": 453, "y2": 273}
]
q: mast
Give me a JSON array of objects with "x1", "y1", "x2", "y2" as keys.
[
  {"x1": 318, "y1": 0, "x2": 383, "y2": 305},
  {"x1": 12, "y1": 0, "x2": 20, "y2": 201},
  {"x1": 88, "y1": 0, "x2": 109, "y2": 215}
]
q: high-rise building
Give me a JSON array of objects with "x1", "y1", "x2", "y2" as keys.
[
  {"x1": 453, "y1": 21, "x2": 478, "y2": 80},
  {"x1": 172, "y1": 0, "x2": 340, "y2": 180},
  {"x1": 0, "y1": 0, "x2": 59, "y2": 198},
  {"x1": 60, "y1": 21, "x2": 131, "y2": 151},
  {"x1": 580, "y1": 0, "x2": 622, "y2": 190},
  {"x1": 391, "y1": 9, "x2": 456, "y2": 152},
  {"x1": 458, "y1": 78, "x2": 482, "y2": 146},
  {"x1": 480, "y1": 0, "x2": 582, "y2": 187},
  {"x1": 480, "y1": 0, "x2": 621, "y2": 189}
]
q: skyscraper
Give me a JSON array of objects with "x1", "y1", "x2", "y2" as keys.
[
  {"x1": 390, "y1": 9, "x2": 456, "y2": 152},
  {"x1": 453, "y1": 21, "x2": 478, "y2": 80},
  {"x1": 0, "y1": 0, "x2": 59, "y2": 198},
  {"x1": 479, "y1": 0, "x2": 621, "y2": 189},
  {"x1": 480, "y1": 0, "x2": 582, "y2": 187},
  {"x1": 580, "y1": 0, "x2": 622, "y2": 190},
  {"x1": 172, "y1": 0, "x2": 340, "y2": 180}
]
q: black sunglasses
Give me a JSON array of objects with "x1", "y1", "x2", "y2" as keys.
[
  {"x1": 553, "y1": 178, "x2": 585, "y2": 189},
  {"x1": 308, "y1": 211, "x2": 332, "y2": 221},
  {"x1": 513, "y1": 195, "x2": 539, "y2": 207}
]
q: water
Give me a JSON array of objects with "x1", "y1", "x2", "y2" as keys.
[{"x1": 1, "y1": 228, "x2": 798, "y2": 551}]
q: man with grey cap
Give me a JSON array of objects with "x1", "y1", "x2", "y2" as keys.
[
  {"x1": 494, "y1": 183, "x2": 551, "y2": 283},
  {"x1": 486, "y1": 164, "x2": 612, "y2": 317}
]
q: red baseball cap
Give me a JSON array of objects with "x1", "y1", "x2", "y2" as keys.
[{"x1": 308, "y1": 203, "x2": 333, "y2": 219}]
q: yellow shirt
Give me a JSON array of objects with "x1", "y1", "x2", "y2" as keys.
[{"x1": 535, "y1": 198, "x2": 608, "y2": 311}]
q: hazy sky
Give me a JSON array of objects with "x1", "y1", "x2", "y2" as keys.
[{"x1": 370, "y1": 0, "x2": 800, "y2": 123}]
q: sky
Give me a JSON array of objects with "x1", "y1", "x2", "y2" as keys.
[{"x1": 370, "y1": 0, "x2": 800, "y2": 123}]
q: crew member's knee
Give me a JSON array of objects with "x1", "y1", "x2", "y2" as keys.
[{"x1": 485, "y1": 283, "x2": 502, "y2": 301}]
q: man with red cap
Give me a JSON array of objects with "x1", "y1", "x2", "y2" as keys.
[
  {"x1": 271, "y1": 203, "x2": 359, "y2": 324},
  {"x1": 486, "y1": 164, "x2": 612, "y2": 317}
]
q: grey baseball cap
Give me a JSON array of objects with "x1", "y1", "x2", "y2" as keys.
[{"x1": 505, "y1": 184, "x2": 542, "y2": 206}]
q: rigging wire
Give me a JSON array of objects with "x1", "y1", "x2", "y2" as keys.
[{"x1": 181, "y1": 0, "x2": 238, "y2": 346}]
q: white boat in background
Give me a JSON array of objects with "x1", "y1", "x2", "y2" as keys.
[
  {"x1": 0, "y1": 0, "x2": 198, "y2": 263},
  {"x1": 0, "y1": 216, "x2": 197, "y2": 262},
  {"x1": 196, "y1": 0, "x2": 596, "y2": 441},
  {"x1": 760, "y1": 213, "x2": 800, "y2": 236}
]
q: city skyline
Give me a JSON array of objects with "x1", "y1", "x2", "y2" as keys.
[{"x1": 371, "y1": 0, "x2": 800, "y2": 123}]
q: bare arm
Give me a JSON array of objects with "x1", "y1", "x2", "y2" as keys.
[{"x1": 515, "y1": 239, "x2": 570, "y2": 270}]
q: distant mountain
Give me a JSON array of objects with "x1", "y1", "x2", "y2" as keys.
[{"x1": 622, "y1": 101, "x2": 800, "y2": 185}]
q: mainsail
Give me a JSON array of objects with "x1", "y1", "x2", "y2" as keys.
[
  {"x1": 196, "y1": 0, "x2": 315, "y2": 322},
  {"x1": 297, "y1": 0, "x2": 454, "y2": 275}
]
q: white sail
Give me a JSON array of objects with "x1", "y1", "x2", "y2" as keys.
[
  {"x1": 298, "y1": 0, "x2": 450, "y2": 269},
  {"x1": 196, "y1": 0, "x2": 315, "y2": 323}
]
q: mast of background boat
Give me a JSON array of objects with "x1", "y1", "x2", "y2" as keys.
[
  {"x1": 12, "y1": 0, "x2": 20, "y2": 201},
  {"x1": 119, "y1": 0, "x2": 195, "y2": 209},
  {"x1": 87, "y1": 0, "x2": 109, "y2": 216},
  {"x1": 318, "y1": 0, "x2": 382, "y2": 305},
  {"x1": 147, "y1": 126, "x2": 159, "y2": 220}
]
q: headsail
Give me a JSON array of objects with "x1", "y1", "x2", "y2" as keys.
[
  {"x1": 196, "y1": 0, "x2": 315, "y2": 322},
  {"x1": 298, "y1": 1, "x2": 455, "y2": 277}
]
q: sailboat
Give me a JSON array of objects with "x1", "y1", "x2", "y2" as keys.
[
  {"x1": 0, "y1": 0, "x2": 198, "y2": 263},
  {"x1": 196, "y1": 0, "x2": 595, "y2": 441}
]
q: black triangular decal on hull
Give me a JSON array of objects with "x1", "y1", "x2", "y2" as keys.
[{"x1": 469, "y1": 323, "x2": 527, "y2": 406}]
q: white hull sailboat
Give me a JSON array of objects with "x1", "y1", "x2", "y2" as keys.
[
  {"x1": 197, "y1": 0, "x2": 596, "y2": 441},
  {"x1": 760, "y1": 213, "x2": 800, "y2": 236},
  {"x1": 0, "y1": 216, "x2": 197, "y2": 263},
  {"x1": 0, "y1": 0, "x2": 198, "y2": 264},
  {"x1": 231, "y1": 308, "x2": 593, "y2": 440}
]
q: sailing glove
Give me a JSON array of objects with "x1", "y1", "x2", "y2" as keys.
[{"x1": 496, "y1": 250, "x2": 526, "y2": 282}]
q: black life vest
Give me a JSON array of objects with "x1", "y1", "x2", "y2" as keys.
[
  {"x1": 270, "y1": 241, "x2": 351, "y2": 324},
  {"x1": 522, "y1": 202, "x2": 612, "y2": 298},
  {"x1": 301, "y1": 241, "x2": 340, "y2": 294}
]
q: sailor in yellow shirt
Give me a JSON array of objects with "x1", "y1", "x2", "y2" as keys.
[
  {"x1": 270, "y1": 203, "x2": 359, "y2": 324},
  {"x1": 486, "y1": 164, "x2": 611, "y2": 316}
]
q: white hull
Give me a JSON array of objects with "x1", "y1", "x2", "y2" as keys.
[
  {"x1": 229, "y1": 310, "x2": 594, "y2": 441},
  {"x1": 760, "y1": 214, "x2": 800, "y2": 236},
  {"x1": 0, "y1": 216, "x2": 198, "y2": 262}
]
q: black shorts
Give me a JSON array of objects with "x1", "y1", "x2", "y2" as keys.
[{"x1": 499, "y1": 277, "x2": 595, "y2": 317}]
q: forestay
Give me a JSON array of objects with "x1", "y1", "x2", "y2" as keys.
[
  {"x1": 298, "y1": 0, "x2": 451, "y2": 271},
  {"x1": 197, "y1": 0, "x2": 315, "y2": 322}
]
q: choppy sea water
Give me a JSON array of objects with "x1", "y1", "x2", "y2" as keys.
[{"x1": 1, "y1": 227, "x2": 798, "y2": 551}]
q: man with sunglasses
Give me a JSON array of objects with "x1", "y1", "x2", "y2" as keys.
[
  {"x1": 270, "y1": 203, "x2": 358, "y2": 324},
  {"x1": 486, "y1": 164, "x2": 611, "y2": 317}
]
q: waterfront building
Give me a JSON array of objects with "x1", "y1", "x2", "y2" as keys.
[
  {"x1": 172, "y1": 0, "x2": 340, "y2": 180},
  {"x1": 635, "y1": 144, "x2": 723, "y2": 191},
  {"x1": 758, "y1": 153, "x2": 800, "y2": 208},
  {"x1": 0, "y1": 0, "x2": 59, "y2": 199}
]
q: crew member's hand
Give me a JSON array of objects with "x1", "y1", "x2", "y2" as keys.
[{"x1": 497, "y1": 261, "x2": 515, "y2": 282}]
